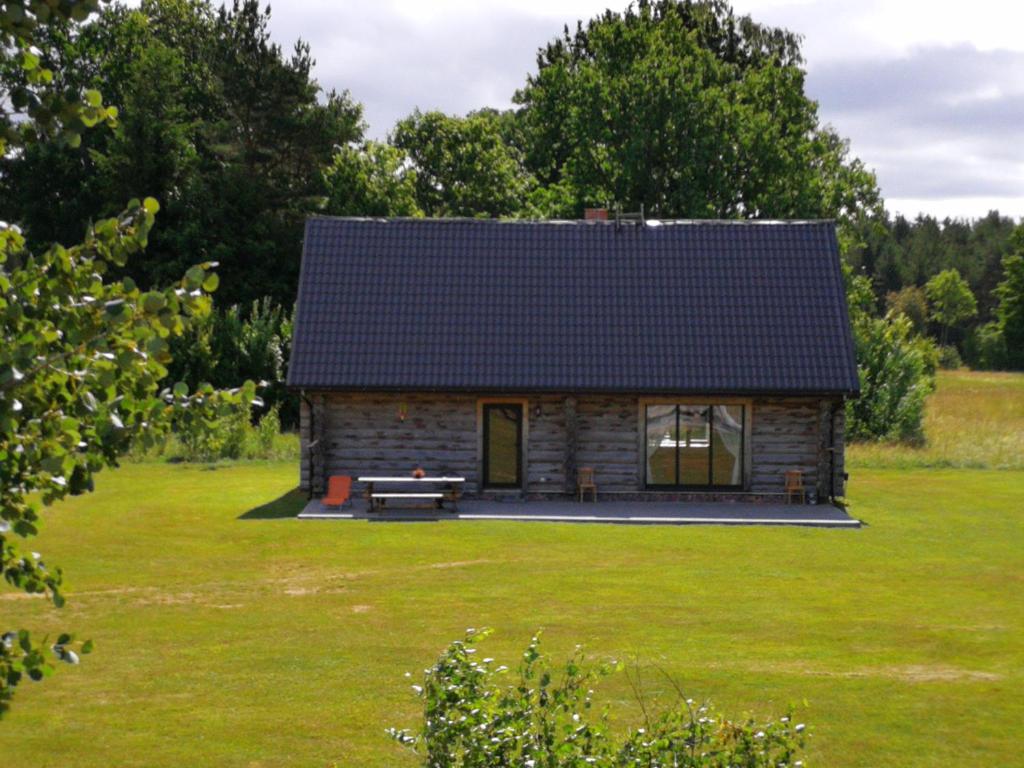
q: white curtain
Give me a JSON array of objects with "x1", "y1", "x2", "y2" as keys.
[{"x1": 713, "y1": 405, "x2": 743, "y2": 485}]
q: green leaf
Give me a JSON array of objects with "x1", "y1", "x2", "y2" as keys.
[
  {"x1": 184, "y1": 266, "x2": 205, "y2": 288},
  {"x1": 142, "y1": 292, "x2": 166, "y2": 314},
  {"x1": 202, "y1": 273, "x2": 219, "y2": 292}
]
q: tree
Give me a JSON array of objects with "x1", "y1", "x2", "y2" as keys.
[
  {"x1": 323, "y1": 141, "x2": 422, "y2": 217},
  {"x1": 846, "y1": 312, "x2": 937, "y2": 443},
  {"x1": 0, "y1": 0, "x2": 252, "y2": 715},
  {"x1": 0, "y1": 0, "x2": 365, "y2": 308},
  {"x1": 925, "y1": 268, "x2": 977, "y2": 346},
  {"x1": 885, "y1": 285, "x2": 928, "y2": 335},
  {"x1": 842, "y1": 264, "x2": 937, "y2": 442},
  {"x1": 391, "y1": 109, "x2": 534, "y2": 218},
  {"x1": 994, "y1": 228, "x2": 1024, "y2": 369},
  {"x1": 513, "y1": 0, "x2": 880, "y2": 221}
]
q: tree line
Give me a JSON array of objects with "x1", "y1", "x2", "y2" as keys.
[{"x1": 846, "y1": 211, "x2": 1022, "y2": 369}]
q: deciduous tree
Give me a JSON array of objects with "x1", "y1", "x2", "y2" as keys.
[
  {"x1": 994, "y1": 229, "x2": 1024, "y2": 369},
  {"x1": 513, "y1": 0, "x2": 880, "y2": 221},
  {"x1": 925, "y1": 268, "x2": 977, "y2": 346},
  {"x1": 323, "y1": 141, "x2": 422, "y2": 218},
  {"x1": 391, "y1": 110, "x2": 533, "y2": 218}
]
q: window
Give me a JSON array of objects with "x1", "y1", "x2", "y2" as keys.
[{"x1": 644, "y1": 404, "x2": 745, "y2": 488}]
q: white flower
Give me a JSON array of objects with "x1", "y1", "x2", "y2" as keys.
[
  {"x1": 795, "y1": 724, "x2": 805, "y2": 732},
  {"x1": 411, "y1": 685, "x2": 423, "y2": 694}
]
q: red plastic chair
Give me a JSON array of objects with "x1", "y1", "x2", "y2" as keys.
[{"x1": 323, "y1": 475, "x2": 352, "y2": 508}]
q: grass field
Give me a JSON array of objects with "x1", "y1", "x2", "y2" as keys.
[
  {"x1": 0, "y1": 372, "x2": 1022, "y2": 767},
  {"x1": 848, "y1": 370, "x2": 1024, "y2": 469}
]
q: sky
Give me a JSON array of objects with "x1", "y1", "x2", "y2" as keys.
[{"x1": 265, "y1": 0, "x2": 1024, "y2": 221}]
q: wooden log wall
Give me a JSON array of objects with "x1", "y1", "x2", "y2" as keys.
[
  {"x1": 299, "y1": 397, "x2": 310, "y2": 491},
  {"x1": 526, "y1": 395, "x2": 568, "y2": 494},
  {"x1": 749, "y1": 397, "x2": 825, "y2": 496},
  {"x1": 576, "y1": 395, "x2": 640, "y2": 492},
  {"x1": 321, "y1": 392, "x2": 479, "y2": 493},
  {"x1": 297, "y1": 391, "x2": 846, "y2": 500},
  {"x1": 310, "y1": 394, "x2": 327, "y2": 497},
  {"x1": 832, "y1": 405, "x2": 847, "y2": 498}
]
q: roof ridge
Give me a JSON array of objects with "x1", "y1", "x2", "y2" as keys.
[{"x1": 306, "y1": 215, "x2": 836, "y2": 226}]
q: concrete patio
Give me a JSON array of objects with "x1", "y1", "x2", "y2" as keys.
[{"x1": 298, "y1": 498, "x2": 861, "y2": 527}]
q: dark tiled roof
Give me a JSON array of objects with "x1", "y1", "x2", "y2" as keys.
[{"x1": 287, "y1": 217, "x2": 859, "y2": 395}]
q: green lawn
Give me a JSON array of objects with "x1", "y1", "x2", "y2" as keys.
[{"x1": 1, "y1": 378, "x2": 1022, "y2": 766}]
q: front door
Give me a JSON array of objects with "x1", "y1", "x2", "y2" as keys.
[{"x1": 482, "y1": 403, "x2": 522, "y2": 488}]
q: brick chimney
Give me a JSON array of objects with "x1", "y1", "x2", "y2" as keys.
[{"x1": 584, "y1": 207, "x2": 609, "y2": 221}]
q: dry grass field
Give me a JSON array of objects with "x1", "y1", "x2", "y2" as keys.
[{"x1": 848, "y1": 370, "x2": 1024, "y2": 470}]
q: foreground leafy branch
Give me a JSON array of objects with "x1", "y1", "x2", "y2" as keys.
[
  {"x1": 0, "y1": 0, "x2": 266, "y2": 717},
  {"x1": 389, "y1": 629, "x2": 808, "y2": 767}
]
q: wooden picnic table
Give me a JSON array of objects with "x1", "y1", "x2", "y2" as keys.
[{"x1": 357, "y1": 476, "x2": 466, "y2": 512}]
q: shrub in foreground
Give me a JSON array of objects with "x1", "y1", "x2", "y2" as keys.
[{"x1": 389, "y1": 629, "x2": 808, "y2": 767}]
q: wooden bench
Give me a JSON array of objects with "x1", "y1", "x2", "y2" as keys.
[{"x1": 359, "y1": 476, "x2": 465, "y2": 512}]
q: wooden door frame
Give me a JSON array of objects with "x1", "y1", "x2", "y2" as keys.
[{"x1": 477, "y1": 398, "x2": 528, "y2": 491}]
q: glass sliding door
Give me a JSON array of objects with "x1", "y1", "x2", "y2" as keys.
[
  {"x1": 644, "y1": 403, "x2": 745, "y2": 489},
  {"x1": 645, "y1": 405, "x2": 677, "y2": 486},
  {"x1": 482, "y1": 403, "x2": 522, "y2": 488}
]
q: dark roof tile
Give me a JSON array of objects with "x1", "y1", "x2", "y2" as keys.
[{"x1": 287, "y1": 217, "x2": 859, "y2": 395}]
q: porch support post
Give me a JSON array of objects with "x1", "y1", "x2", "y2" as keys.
[{"x1": 563, "y1": 396, "x2": 578, "y2": 496}]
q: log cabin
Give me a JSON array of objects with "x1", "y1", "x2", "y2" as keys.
[{"x1": 287, "y1": 215, "x2": 858, "y2": 504}]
